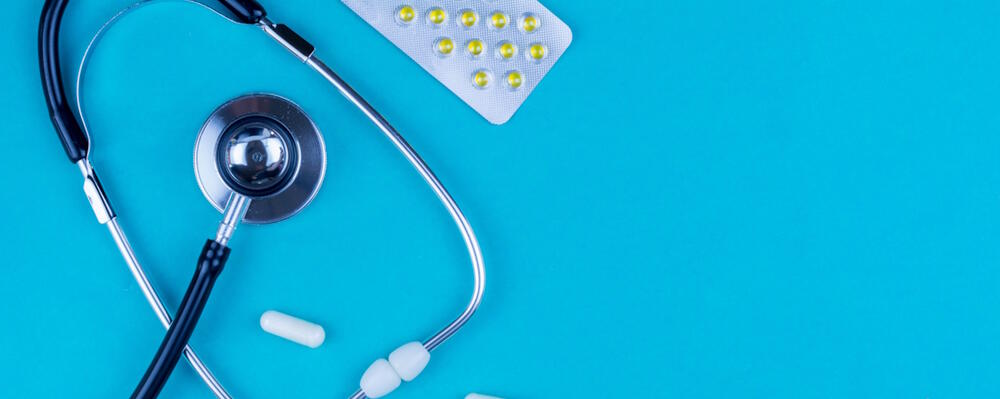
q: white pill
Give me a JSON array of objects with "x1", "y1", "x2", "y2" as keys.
[
  {"x1": 466, "y1": 394, "x2": 504, "y2": 399},
  {"x1": 259, "y1": 310, "x2": 325, "y2": 348}
]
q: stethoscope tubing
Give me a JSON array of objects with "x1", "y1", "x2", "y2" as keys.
[
  {"x1": 71, "y1": 2, "x2": 253, "y2": 398},
  {"x1": 55, "y1": 1, "x2": 486, "y2": 398},
  {"x1": 131, "y1": 240, "x2": 232, "y2": 399}
]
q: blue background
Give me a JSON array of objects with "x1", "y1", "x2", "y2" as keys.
[{"x1": 3, "y1": 0, "x2": 1000, "y2": 397}]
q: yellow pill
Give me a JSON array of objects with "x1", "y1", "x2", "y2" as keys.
[
  {"x1": 529, "y1": 44, "x2": 546, "y2": 60},
  {"x1": 490, "y1": 12, "x2": 508, "y2": 29},
  {"x1": 467, "y1": 39, "x2": 485, "y2": 56},
  {"x1": 436, "y1": 38, "x2": 454, "y2": 55},
  {"x1": 460, "y1": 10, "x2": 478, "y2": 28},
  {"x1": 521, "y1": 15, "x2": 540, "y2": 32},
  {"x1": 397, "y1": 6, "x2": 415, "y2": 23},
  {"x1": 498, "y1": 42, "x2": 516, "y2": 59},
  {"x1": 506, "y1": 71, "x2": 524, "y2": 89},
  {"x1": 428, "y1": 8, "x2": 446, "y2": 25},
  {"x1": 473, "y1": 70, "x2": 491, "y2": 88}
]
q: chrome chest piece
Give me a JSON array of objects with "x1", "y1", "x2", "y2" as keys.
[{"x1": 195, "y1": 94, "x2": 326, "y2": 223}]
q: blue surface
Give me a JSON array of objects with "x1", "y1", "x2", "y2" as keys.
[{"x1": 3, "y1": 0, "x2": 1000, "y2": 397}]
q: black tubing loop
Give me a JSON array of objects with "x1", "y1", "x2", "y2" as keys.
[
  {"x1": 216, "y1": 0, "x2": 267, "y2": 24},
  {"x1": 131, "y1": 240, "x2": 231, "y2": 399},
  {"x1": 39, "y1": 0, "x2": 89, "y2": 162}
]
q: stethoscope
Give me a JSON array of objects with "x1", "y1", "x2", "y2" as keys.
[{"x1": 38, "y1": 0, "x2": 485, "y2": 398}]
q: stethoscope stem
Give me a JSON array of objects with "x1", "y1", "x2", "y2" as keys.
[
  {"x1": 216, "y1": 193, "x2": 251, "y2": 246},
  {"x1": 133, "y1": 191, "x2": 252, "y2": 398}
]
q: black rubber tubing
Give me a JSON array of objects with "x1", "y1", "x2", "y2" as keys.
[
  {"x1": 216, "y1": 0, "x2": 267, "y2": 24},
  {"x1": 38, "y1": 0, "x2": 266, "y2": 163},
  {"x1": 131, "y1": 240, "x2": 231, "y2": 399},
  {"x1": 39, "y1": 0, "x2": 88, "y2": 162},
  {"x1": 39, "y1": 1, "x2": 253, "y2": 396}
]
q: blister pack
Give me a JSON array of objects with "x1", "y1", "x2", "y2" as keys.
[{"x1": 341, "y1": 0, "x2": 573, "y2": 124}]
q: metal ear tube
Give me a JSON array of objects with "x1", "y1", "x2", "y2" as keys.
[{"x1": 259, "y1": 14, "x2": 486, "y2": 399}]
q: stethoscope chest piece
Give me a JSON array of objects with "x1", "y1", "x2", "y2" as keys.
[{"x1": 195, "y1": 93, "x2": 326, "y2": 224}]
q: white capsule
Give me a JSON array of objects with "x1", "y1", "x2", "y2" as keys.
[
  {"x1": 259, "y1": 310, "x2": 326, "y2": 348},
  {"x1": 466, "y1": 394, "x2": 504, "y2": 399}
]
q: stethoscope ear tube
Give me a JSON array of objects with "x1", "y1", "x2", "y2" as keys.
[
  {"x1": 131, "y1": 240, "x2": 231, "y2": 399},
  {"x1": 39, "y1": 0, "x2": 89, "y2": 162}
]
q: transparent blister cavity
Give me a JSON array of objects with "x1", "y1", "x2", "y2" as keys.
[{"x1": 341, "y1": 0, "x2": 573, "y2": 125}]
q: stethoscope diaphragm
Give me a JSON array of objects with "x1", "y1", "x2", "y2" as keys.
[{"x1": 194, "y1": 93, "x2": 326, "y2": 224}]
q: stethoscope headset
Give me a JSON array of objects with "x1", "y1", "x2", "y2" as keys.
[{"x1": 38, "y1": 0, "x2": 486, "y2": 398}]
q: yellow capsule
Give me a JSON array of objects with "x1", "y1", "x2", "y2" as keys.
[
  {"x1": 459, "y1": 10, "x2": 478, "y2": 28},
  {"x1": 521, "y1": 15, "x2": 540, "y2": 32},
  {"x1": 397, "y1": 6, "x2": 416, "y2": 23},
  {"x1": 467, "y1": 39, "x2": 485, "y2": 56},
  {"x1": 529, "y1": 44, "x2": 546, "y2": 60},
  {"x1": 506, "y1": 71, "x2": 524, "y2": 89},
  {"x1": 498, "y1": 42, "x2": 516, "y2": 59},
  {"x1": 428, "y1": 8, "x2": 446, "y2": 25},
  {"x1": 490, "y1": 12, "x2": 508, "y2": 29},
  {"x1": 436, "y1": 38, "x2": 454, "y2": 55},
  {"x1": 473, "y1": 70, "x2": 491, "y2": 88}
]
